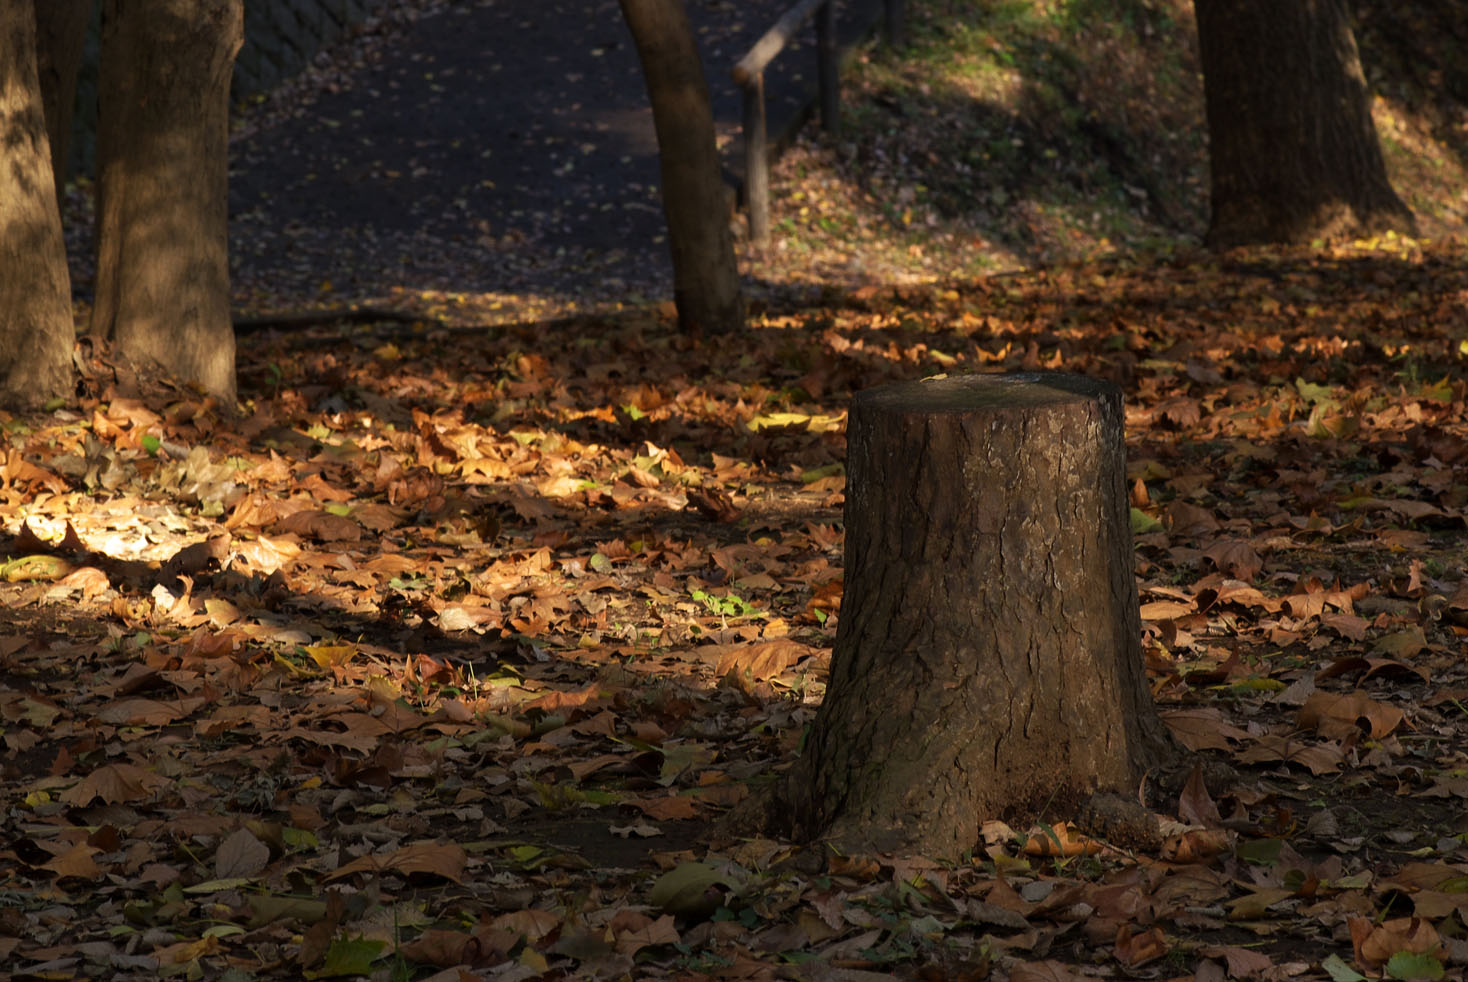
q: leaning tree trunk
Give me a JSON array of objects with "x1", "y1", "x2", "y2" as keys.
[
  {"x1": 1194, "y1": 0, "x2": 1416, "y2": 248},
  {"x1": 33, "y1": 0, "x2": 93, "y2": 202},
  {"x1": 782, "y1": 373, "x2": 1173, "y2": 859},
  {"x1": 619, "y1": 0, "x2": 745, "y2": 336},
  {"x1": 0, "y1": 2, "x2": 76, "y2": 409},
  {"x1": 92, "y1": 0, "x2": 241, "y2": 402}
]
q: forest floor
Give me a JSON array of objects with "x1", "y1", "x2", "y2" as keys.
[{"x1": 7, "y1": 0, "x2": 1468, "y2": 980}]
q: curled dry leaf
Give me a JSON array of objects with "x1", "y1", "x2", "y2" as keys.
[
  {"x1": 1350, "y1": 915, "x2": 1443, "y2": 971},
  {"x1": 1023, "y1": 822, "x2": 1107, "y2": 857},
  {"x1": 1114, "y1": 924, "x2": 1169, "y2": 968}
]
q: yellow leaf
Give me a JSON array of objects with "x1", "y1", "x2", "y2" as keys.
[{"x1": 304, "y1": 644, "x2": 357, "y2": 669}]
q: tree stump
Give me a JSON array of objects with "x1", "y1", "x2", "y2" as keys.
[{"x1": 783, "y1": 372, "x2": 1173, "y2": 858}]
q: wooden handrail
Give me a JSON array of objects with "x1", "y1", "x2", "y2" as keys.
[
  {"x1": 733, "y1": 0, "x2": 905, "y2": 246},
  {"x1": 732, "y1": 0, "x2": 827, "y2": 85}
]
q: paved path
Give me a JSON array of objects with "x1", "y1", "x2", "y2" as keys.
[{"x1": 227, "y1": 0, "x2": 870, "y2": 318}]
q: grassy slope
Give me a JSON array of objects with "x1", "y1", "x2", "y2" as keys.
[{"x1": 744, "y1": 0, "x2": 1468, "y2": 288}]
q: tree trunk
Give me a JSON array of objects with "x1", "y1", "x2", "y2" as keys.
[
  {"x1": 1194, "y1": 0, "x2": 1416, "y2": 248},
  {"x1": 33, "y1": 0, "x2": 93, "y2": 200},
  {"x1": 619, "y1": 0, "x2": 745, "y2": 336},
  {"x1": 0, "y1": 2, "x2": 76, "y2": 409},
  {"x1": 782, "y1": 373, "x2": 1172, "y2": 859},
  {"x1": 92, "y1": 0, "x2": 242, "y2": 402}
]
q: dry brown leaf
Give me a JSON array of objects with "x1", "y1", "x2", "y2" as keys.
[
  {"x1": 491, "y1": 908, "x2": 560, "y2": 941},
  {"x1": 1298, "y1": 690, "x2": 1405, "y2": 739},
  {"x1": 1177, "y1": 762, "x2": 1222, "y2": 827},
  {"x1": 276, "y1": 509, "x2": 362, "y2": 542},
  {"x1": 97, "y1": 696, "x2": 207, "y2": 726},
  {"x1": 713, "y1": 639, "x2": 818, "y2": 680},
  {"x1": 1010, "y1": 962, "x2": 1090, "y2": 982},
  {"x1": 215, "y1": 828, "x2": 270, "y2": 879},
  {"x1": 1197, "y1": 944, "x2": 1274, "y2": 978},
  {"x1": 1202, "y1": 539, "x2": 1263, "y2": 581},
  {"x1": 61, "y1": 762, "x2": 170, "y2": 805},
  {"x1": 328, "y1": 841, "x2": 466, "y2": 884},
  {"x1": 397, "y1": 928, "x2": 479, "y2": 968},
  {"x1": 1158, "y1": 707, "x2": 1249, "y2": 751},
  {"x1": 1235, "y1": 733, "x2": 1344, "y2": 775},
  {"x1": 42, "y1": 843, "x2": 104, "y2": 881},
  {"x1": 1114, "y1": 924, "x2": 1168, "y2": 968}
]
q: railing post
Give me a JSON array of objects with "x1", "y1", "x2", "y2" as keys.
[
  {"x1": 742, "y1": 74, "x2": 770, "y2": 246},
  {"x1": 885, "y1": 0, "x2": 905, "y2": 48},
  {"x1": 816, "y1": 0, "x2": 839, "y2": 133}
]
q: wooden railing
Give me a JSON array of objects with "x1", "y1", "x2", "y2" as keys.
[{"x1": 733, "y1": 0, "x2": 906, "y2": 245}]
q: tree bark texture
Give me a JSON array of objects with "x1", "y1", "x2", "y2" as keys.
[
  {"x1": 92, "y1": 0, "x2": 242, "y2": 402},
  {"x1": 1194, "y1": 0, "x2": 1415, "y2": 248},
  {"x1": 619, "y1": 0, "x2": 745, "y2": 336},
  {"x1": 0, "y1": 2, "x2": 76, "y2": 408},
  {"x1": 33, "y1": 0, "x2": 92, "y2": 198},
  {"x1": 784, "y1": 373, "x2": 1171, "y2": 859}
]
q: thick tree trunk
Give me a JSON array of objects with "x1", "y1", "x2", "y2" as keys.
[
  {"x1": 0, "y1": 3, "x2": 76, "y2": 409},
  {"x1": 32, "y1": 0, "x2": 92, "y2": 199},
  {"x1": 619, "y1": 0, "x2": 745, "y2": 336},
  {"x1": 782, "y1": 374, "x2": 1172, "y2": 859},
  {"x1": 1194, "y1": 0, "x2": 1415, "y2": 248},
  {"x1": 92, "y1": 0, "x2": 241, "y2": 402}
]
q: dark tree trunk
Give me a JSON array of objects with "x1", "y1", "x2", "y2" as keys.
[
  {"x1": 0, "y1": 2, "x2": 76, "y2": 408},
  {"x1": 781, "y1": 374, "x2": 1172, "y2": 859},
  {"x1": 619, "y1": 0, "x2": 745, "y2": 336},
  {"x1": 32, "y1": 0, "x2": 92, "y2": 200},
  {"x1": 92, "y1": 0, "x2": 241, "y2": 402},
  {"x1": 1194, "y1": 0, "x2": 1415, "y2": 248}
]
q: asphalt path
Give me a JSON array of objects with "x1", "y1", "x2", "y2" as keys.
[{"x1": 227, "y1": 0, "x2": 836, "y2": 314}]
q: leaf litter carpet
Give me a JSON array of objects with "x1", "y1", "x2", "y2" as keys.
[{"x1": 5, "y1": 234, "x2": 1468, "y2": 979}]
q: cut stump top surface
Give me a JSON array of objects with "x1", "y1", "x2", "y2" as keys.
[{"x1": 855, "y1": 372, "x2": 1118, "y2": 413}]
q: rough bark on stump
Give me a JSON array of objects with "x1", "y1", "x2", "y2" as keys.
[{"x1": 783, "y1": 372, "x2": 1172, "y2": 859}]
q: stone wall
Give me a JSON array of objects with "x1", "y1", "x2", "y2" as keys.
[{"x1": 71, "y1": 0, "x2": 389, "y2": 177}]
